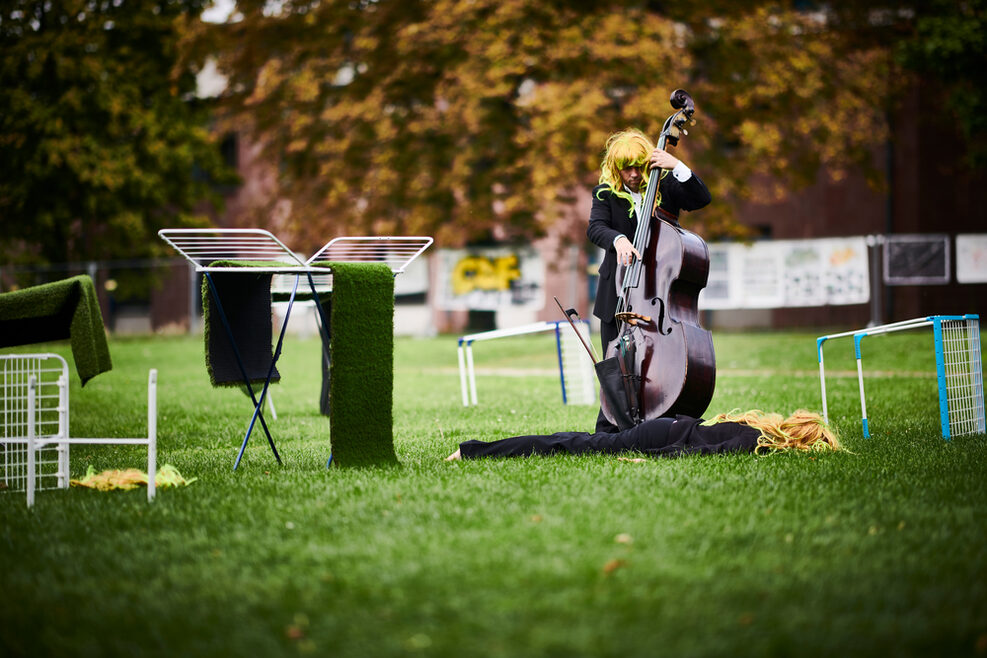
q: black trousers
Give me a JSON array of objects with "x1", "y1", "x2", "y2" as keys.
[
  {"x1": 595, "y1": 318, "x2": 619, "y2": 433},
  {"x1": 459, "y1": 417, "x2": 675, "y2": 459}
]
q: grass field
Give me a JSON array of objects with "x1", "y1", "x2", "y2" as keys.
[{"x1": 1, "y1": 329, "x2": 986, "y2": 657}]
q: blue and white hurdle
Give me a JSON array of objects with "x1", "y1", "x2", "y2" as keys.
[
  {"x1": 457, "y1": 320, "x2": 596, "y2": 408},
  {"x1": 817, "y1": 315, "x2": 985, "y2": 439}
]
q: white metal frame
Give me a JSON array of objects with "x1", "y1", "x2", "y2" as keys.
[
  {"x1": 817, "y1": 315, "x2": 985, "y2": 439},
  {"x1": 457, "y1": 321, "x2": 596, "y2": 407},
  {"x1": 158, "y1": 228, "x2": 306, "y2": 273},
  {"x1": 306, "y1": 236, "x2": 433, "y2": 274},
  {"x1": 158, "y1": 229, "x2": 433, "y2": 467},
  {"x1": 160, "y1": 227, "x2": 432, "y2": 307},
  {"x1": 270, "y1": 235, "x2": 433, "y2": 296},
  {"x1": 159, "y1": 229, "x2": 320, "y2": 468},
  {"x1": 1, "y1": 354, "x2": 157, "y2": 507}
]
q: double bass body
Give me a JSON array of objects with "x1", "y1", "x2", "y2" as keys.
[
  {"x1": 594, "y1": 89, "x2": 715, "y2": 428},
  {"x1": 605, "y1": 215, "x2": 716, "y2": 422}
]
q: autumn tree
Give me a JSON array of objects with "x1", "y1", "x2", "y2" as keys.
[
  {"x1": 673, "y1": 0, "x2": 987, "y2": 183},
  {"x1": 193, "y1": 0, "x2": 969, "y2": 246},
  {"x1": 0, "y1": 0, "x2": 234, "y2": 268}
]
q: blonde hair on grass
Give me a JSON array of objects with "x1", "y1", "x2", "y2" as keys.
[
  {"x1": 706, "y1": 409, "x2": 842, "y2": 454},
  {"x1": 597, "y1": 128, "x2": 666, "y2": 216}
]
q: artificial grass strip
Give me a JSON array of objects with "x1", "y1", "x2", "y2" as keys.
[
  {"x1": 201, "y1": 263, "x2": 281, "y2": 387},
  {"x1": 0, "y1": 274, "x2": 112, "y2": 386},
  {"x1": 327, "y1": 261, "x2": 398, "y2": 467},
  {"x1": 270, "y1": 275, "x2": 333, "y2": 415}
]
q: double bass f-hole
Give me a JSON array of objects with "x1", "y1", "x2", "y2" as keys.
[{"x1": 651, "y1": 297, "x2": 672, "y2": 336}]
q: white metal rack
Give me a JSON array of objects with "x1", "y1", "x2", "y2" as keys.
[
  {"x1": 306, "y1": 236, "x2": 433, "y2": 273},
  {"x1": 158, "y1": 229, "x2": 432, "y2": 469},
  {"x1": 271, "y1": 235, "x2": 434, "y2": 295},
  {"x1": 1, "y1": 354, "x2": 157, "y2": 507},
  {"x1": 158, "y1": 228, "x2": 306, "y2": 273}
]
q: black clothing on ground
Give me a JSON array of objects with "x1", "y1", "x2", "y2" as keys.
[{"x1": 458, "y1": 416, "x2": 761, "y2": 460}]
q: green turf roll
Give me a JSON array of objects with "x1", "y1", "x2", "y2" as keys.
[
  {"x1": 0, "y1": 274, "x2": 112, "y2": 386},
  {"x1": 327, "y1": 261, "x2": 397, "y2": 467}
]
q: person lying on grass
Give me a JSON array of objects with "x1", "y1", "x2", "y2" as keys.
[{"x1": 445, "y1": 410, "x2": 840, "y2": 461}]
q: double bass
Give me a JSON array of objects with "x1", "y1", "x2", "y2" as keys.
[{"x1": 600, "y1": 89, "x2": 715, "y2": 426}]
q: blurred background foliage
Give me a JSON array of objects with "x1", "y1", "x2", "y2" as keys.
[
  {"x1": 187, "y1": 0, "x2": 987, "y2": 246},
  {"x1": 0, "y1": 0, "x2": 235, "y2": 271},
  {"x1": 2, "y1": 0, "x2": 985, "y2": 268}
]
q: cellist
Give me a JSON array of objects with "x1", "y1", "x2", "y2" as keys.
[{"x1": 587, "y1": 128, "x2": 711, "y2": 432}]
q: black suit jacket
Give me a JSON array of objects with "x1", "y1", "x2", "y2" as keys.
[{"x1": 587, "y1": 170, "x2": 711, "y2": 323}]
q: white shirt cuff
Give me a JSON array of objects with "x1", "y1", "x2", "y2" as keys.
[
  {"x1": 613, "y1": 235, "x2": 625, "y2": 247},
  {"x1": 672, "y1": 161, "x2": 692, "y2": 182}
]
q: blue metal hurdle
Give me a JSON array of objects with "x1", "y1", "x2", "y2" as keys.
[{"x1": 817, "y1": 315, "x2": 985, "y2": 439}]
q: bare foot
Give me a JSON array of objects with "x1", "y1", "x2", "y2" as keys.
[{"x1": 445, "y1": 449, "x2": 462, "y2": 461}]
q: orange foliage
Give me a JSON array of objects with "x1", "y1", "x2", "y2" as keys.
[{"x1": 195, "y1": 1, "x2": 900, "y2": 246}]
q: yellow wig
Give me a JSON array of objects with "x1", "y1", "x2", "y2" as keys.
[
  {"x1": 596, "y1": 128, "x2": 666, "y2": 217},
  {"x1": 706, "y1": 409, "x2": 842, "y2": 454}
]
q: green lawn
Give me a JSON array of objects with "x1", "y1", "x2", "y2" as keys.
[{"x1": 1, "y1": 329, "x2": 985, "y2": 657}]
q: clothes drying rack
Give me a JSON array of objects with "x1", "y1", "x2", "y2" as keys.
[{"x1": 159, "y1": 229, "x2": 432, "y2": 469}]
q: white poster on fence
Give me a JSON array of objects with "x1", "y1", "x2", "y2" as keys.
[
  {"x1": 436, "y1": 247, "x2": 545, "y2": 310},
  {"x1": 700, "y1": 237, "x2": 869, "y2": 310},
  {"x1": 956, "y1": 234, "x2": 987, "y2": 283},
  {"x1": 820, "y1": 237, "x2": 870, "y2": 304},
  {"x1": 741, "y1": 241, "x2": 786, "y2": 308},
  {"x1": 783, "y1": 241, "x2": 825, "y2": 306}
]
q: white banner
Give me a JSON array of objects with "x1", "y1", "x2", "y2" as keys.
[
  {"x1": 436, "y1": 247, "x2": 544, "y2": 310},
  {"x1": 394, "y1": 256, "x2": 429, "y2": 295},
  {"x1": 956, "y1": 234, "x2": 987, "y2": 284},
  {"x1": 700, "y1": 237, "x2": 870, "y2": 310}
]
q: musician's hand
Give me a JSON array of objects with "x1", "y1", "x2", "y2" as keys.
[
  {"x1": 614, "y1": 235, "x2": 641, "y2": 266},
  {"x1": 649, "y1": 147, "x2": 680, "y2": 171}
]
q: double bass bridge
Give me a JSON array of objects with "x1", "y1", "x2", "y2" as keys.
[{"x1": 614, "y1": 311, "x2": 653, "y2": 327}]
